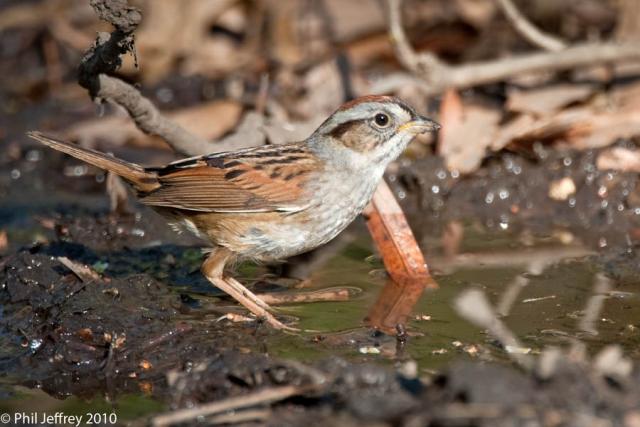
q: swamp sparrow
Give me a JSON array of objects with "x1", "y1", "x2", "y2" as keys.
[{"x1": 29, "y1": 95, "x2": 440, "y2": 330}]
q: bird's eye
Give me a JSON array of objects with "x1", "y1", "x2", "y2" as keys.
[{"x1": 373, "y1": 113, "x2": 390, "y2": 128}]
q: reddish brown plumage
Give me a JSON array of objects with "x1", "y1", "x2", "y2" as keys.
[
  {"x1": 141, "y1": 144, "x2": 322, "y2": 213},
  {"x1": 337, "y1": 95, "x2": 399, "y2": 111}
]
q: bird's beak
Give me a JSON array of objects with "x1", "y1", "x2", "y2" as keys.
[{"x1": 399, "y1": 117, "x2": 441, "y2": 134}]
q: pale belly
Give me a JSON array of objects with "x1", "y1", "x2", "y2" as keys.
[{"x1": 180, "y1": 170, "x2": 381, "y2": 261}]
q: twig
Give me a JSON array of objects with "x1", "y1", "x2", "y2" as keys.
[
  {"x1": 151, "y1": 385, "x2": 306, "y2": 427},
  {"x1": 57, "y1": 256, "x2": 102, "y2": 282},
  {"x1": 207, "y1": 409, "x2": 270, "y2": 425},
  {"x1": 106, "y1": 171, "x2": 129, "y2": 214},
  {"x1": 496, "y1": 259, "x2": 549, "y2": 317},
  {"x1": 141, "y1": 323, "x2": 193, "y2": 351},
  {"x1": 257, "y1": 287, "x2": 354, "y2": 305},
  {"x1": 496, "y1": 275, "x2": 530, "y2": 318},
  {"x1": 455, "y1": 289, "x2": 533, "y2": 369},
  {"x1": 96, "y1": 75, "x2": 212, "y2": 156},
  {"x1": 578, "y1": 273, "x2": 613, "y2": 335},
  {"x1": 79, "y1": 0, "x2": 211, "y2": 157},
  {"x1": 429, "y1": 245, "x2": 593, "y2": 272},
  {"x1": 384, "y1": 0, "x2": 640, "y2": 94},
  {"x1": 496, "y1": 0, "x2": 566, "y2": 52}
]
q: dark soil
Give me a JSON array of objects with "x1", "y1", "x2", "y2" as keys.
[{"x1": 1, "y1": 137, "x2": 640, "y2": 425}]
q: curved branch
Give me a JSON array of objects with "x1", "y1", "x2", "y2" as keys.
[
  {"x1": 383, "y1": 0, "x2": 640, "y2": 94},
  {"x1": 96, "y1": 75, "x2": 213, "y2": 156},
  {"x1": 496, "y1": 0, "x2": 567, "y2": 52}
]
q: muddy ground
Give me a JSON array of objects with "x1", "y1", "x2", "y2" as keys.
[{"x1": 1, "y1": 129, "x2": 640, "y2": 425}]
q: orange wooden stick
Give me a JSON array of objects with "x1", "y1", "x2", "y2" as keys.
[{"x1": 364, "y1": 180, "x2": 438, "y2": 289}]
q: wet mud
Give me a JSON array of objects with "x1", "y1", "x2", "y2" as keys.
[{"x1": 1, "y1": 138, "x2": 640, "y2": 425}]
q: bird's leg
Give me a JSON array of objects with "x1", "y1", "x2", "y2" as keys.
[
  {"x1": 201, "y1": 248, "x2": 295, "y2": 330},
  {"x1": 224, "y1": 276, "x2": 272, "y2": 311}
]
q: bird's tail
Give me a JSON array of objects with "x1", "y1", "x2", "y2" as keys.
[{"x1": 27, "y1": 131, "x2": 160, "y2": 193}]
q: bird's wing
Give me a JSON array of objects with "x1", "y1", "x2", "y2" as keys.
[{"x1": 140, "y1": 144, "x2": 321, "y2": 213}]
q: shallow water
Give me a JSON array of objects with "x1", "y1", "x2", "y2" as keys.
[{"x1": 258, "y1": 225, "x2": 639, "y2": 371}]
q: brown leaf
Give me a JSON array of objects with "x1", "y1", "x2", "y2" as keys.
[
  {"x1": 323, "y1": 0, "x2": 386, "y2": 41},
  {"x1": 129, "y1": 0, "x2": 241, "y2": 82},
  {"x1": 263, "y1": 116, "x2": 325, "y2": 145},
  {"x1": 438, "y1": 90, "x2": 501, "y2": 173},
  {"x1": 213, "y1": 111, "x2": 266, "y2": 152},
  {"x1": 596, "y1": 147, "x2": 640, "y2": 172},
  {"x1": 568, "y1": 110, "x2": 640, "y2": 149},
  {"x1": 67, "y1": 100, "x2": 242, "y2": 149},
  {"x1": 454, "y1": 0, "x2": 497, "y2": 28},
  {"x1": 506, "y1": 84, "x2": 596, "y2": 117},
  {"x1": 0, "y1": 230, "x2": 7, "y2": 252},
  {"x1": 493, "y1": 107, "x2": 592, "y2": 150}
]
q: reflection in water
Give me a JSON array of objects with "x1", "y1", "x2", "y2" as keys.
[{"x1": 365, "y1": 278, "x2": 434, "y2": 335}]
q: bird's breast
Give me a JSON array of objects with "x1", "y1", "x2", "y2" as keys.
[{"x1": 181, "y1": 166, "x2": 384, "y2": 261}]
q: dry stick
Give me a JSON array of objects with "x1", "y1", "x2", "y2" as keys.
[
  {"x1": 430, "y1": 245, "x2": 593, "y2": 272},
  {"x1": 384, "y1": 0, "x2": 640, "y2": 94},
  {"x1": 365, "y1": 180, "x2": 438, "y2": 288},
  {"x1": 257, "y1": 287, "x2": 353, "y2": 305},
  {"x1": 151, "y1": 385, "x2": 305, "y2": 427},
  {"x1": 496, "y1": 259, "x2": 549, "y2": 317},
  {"x1": 106, "y1": 170, "x2": 129, "y2": 213},
  {"x1": 96, "y1": 75, "x2": 212, "y2": 156},
  {"x1": 455, "y1": 289, "x2": 533, "y2": 369},
  {"x1": 206, "y1": 409, "x2": 271, "y2": 425},
  {"x1": 57, "y1": 256, "x2": 102, "y2": 282},
  {"x1": 496, "y1": 0, "x2": 566, "y2": 52},
  {"x1": 578, "y1": 273, "x2": 613, "y2": 335}
]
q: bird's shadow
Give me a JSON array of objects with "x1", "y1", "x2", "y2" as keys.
[{"x1": 36, "y1": 241, "x2": 217, "y2": 294}]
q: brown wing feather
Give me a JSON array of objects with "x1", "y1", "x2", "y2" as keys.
[{"x1": 140, "y1": 144, "x2": 321, "y2": 213}]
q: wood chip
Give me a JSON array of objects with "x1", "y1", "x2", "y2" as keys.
[
  {"x1": 548, "y1": 177, "x2": 576, "y2": 201},
  {"x1": 365, "y1": 181, "x2": 437, "y2": 287},
  {"x1": 57, "y1": 256, "x2": 102, "y2": 282}
]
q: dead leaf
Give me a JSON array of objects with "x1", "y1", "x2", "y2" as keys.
[
  {"x1": 126, "y1": 0, "x2": 241, "y2": 82},
  {"x1": 454, "y1": 0, "x2": 497, "y2": 28},
  {"x1": 493, "y1": 107, "x2": 593, "y2": 150},
  {"x1": 67, "y1": 100, "x2": 242, "y2": 149},
  {"x1": 213, "y1": 111, "x2": 266, "y2": 152},
  {"x1": 596, "y1": 147, "x2": 640, "y2": 172},
  {"x1": 491, "y1": 114, "x2": 537, "y2": 151},
  {"x1": 0, "y1": 230, "x2": 7, "y2": 252},
  {"x1": 506, "y1": 84, "x2": 596, "y2": 117},
  {"x1": 323, "y1": 0, "x2": 386, "y2": 41},
  {"x1": 569, "y1": 110, "x2": 640, "y2": 149},
  {"x1": 263, "y1": 116, "x2": 325, "y2": 145},
  {"x1": 76, "y1": 328, "x2": 94, "y2": 341},
  {"x1": 438, "y1": 90, "x2": 501, "y2": 173},
  {"x1": 169, "y1": 101, "x2": 243, "y2": 141}
]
